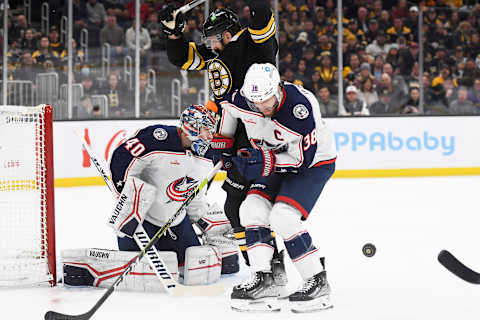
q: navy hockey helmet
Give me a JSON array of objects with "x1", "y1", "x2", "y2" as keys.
[{"x1": 203, "y1": 8, "x2": 241, "y2": 39}]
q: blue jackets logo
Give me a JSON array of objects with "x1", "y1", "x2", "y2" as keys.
[
  {"x1": 335, "y1": 131, "x2": 455, "y2": 156},
  {"x1": 166, "y1": 177, "x2": 198, "y2": 202}
]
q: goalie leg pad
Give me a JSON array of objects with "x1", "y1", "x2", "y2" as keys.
[
  {"x1": 197, "y1": 202, "x2": 240, "y2": 274},
  {"x1": 62, "y1": 248, "x2": 178, "y2": 292},
  {"x1": 183, "y1": 245, "x2": 222, "y2": 285},
  {"x1": 107, "y1": 176, "x2": 157, "y2": 238}
]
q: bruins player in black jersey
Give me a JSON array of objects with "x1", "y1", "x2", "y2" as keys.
[{"x1": 159, "y1": 0, "x2": 285, "y2": 289}]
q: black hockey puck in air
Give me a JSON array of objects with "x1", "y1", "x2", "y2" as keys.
[{"x1": 362, "y1": 243, "x2": 376, "y2": 257}]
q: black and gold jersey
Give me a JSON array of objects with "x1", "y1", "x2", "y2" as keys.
[{"x1": 166, "y1": 0, "x2": 278, "y2": 102}]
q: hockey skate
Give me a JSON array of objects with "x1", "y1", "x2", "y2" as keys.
[
  {"x1": 230, "y1": 271, "x2": 281, "y2": 312},
  {"x1": 271, "y1": 250, "x2": 289, "y2": 298},
  {"x1": 289, "y1": 271, "x2": 333, "y2": 313}
]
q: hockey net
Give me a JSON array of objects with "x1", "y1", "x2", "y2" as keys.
[{"x1": 0, "y1": 104, "x2": 56, "y2": 286}]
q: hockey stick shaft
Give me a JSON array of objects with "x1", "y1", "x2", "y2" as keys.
[
  {"x1": 438, "y1": 250, "x2": 480, "y2": 284},
  {"x1": 73, "y1": 130, "x2": 180, "y2": 292},
  {"x1": 45, "y1": 160, "x2": 223, "y2": 320},
  {"x1": 178, "y1": 0, "x2": 206, "y2": 14}
]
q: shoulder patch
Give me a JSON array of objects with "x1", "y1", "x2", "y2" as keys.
[
  {"x1": 153, "y1": 128, "x2": 168, "y2": 141},
  {"x1": 293, "y1": 104, "x2": 309, "y2": 120}
]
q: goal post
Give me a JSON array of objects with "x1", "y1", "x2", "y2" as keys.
[{"x1": 0, "y1": 104, "x2": 56, "y2": 286}]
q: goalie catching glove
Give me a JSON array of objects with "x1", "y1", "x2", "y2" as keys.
[{"x1": 159, "y1": 4, "x2": 185, "y2": 36}]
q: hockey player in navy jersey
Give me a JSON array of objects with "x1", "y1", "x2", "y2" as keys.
[
  {"x1": 62, "y1": 105, "x2": 237, "y2": 291},
  {"x1": 159, "y1": 0, "x2": 279, "y2": 273},
  {"x1": 217, "y1": 63, "x2": 337, "y2": 313}
]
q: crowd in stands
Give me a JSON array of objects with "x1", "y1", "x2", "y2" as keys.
[{"x1": 2, "y1": 0, "x2": 480, "y2": 118}]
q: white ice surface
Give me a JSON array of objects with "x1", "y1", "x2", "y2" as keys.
[{"x1": 1, "y1": 176, "x2": 480, "y2": 319}]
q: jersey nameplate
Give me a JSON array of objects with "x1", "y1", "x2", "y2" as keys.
[{"x1": 207, "y1": 58, "x2": 232, "y2": 99}]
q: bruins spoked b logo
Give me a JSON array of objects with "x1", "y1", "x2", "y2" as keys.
[{"x1": 207, "y1": 59, "x2": 232, "y2": 99}]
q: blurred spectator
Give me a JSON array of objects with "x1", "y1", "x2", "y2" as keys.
[
  {"x1": 385, "y1": 45, "x2": 400, "y2": 68},
  {"x1": 346, "y1": 19, "x2": 366, "y2": 43},
  {"x1": 425, "y1": 83, "x2": 450, "y2": 115},
  {"x1": 401, "y1": 87, "x2": 421, "y2": 114},
  {"x1": 357, "y1": 76, "x2": 378, "y2": 108},
  {"x1": 283, "y1": 10, "x2": 302, "y2": 41},
  {"x1": 432, "y1": 64, "x2": 452, "y2": 87},
  {"x1": 383, "y1": 63, "x2": 407, "y2": 95},
  {"x1": 126, "y1": 20, "x2": 152, "y2": 68},
  {"x1": 341, "y1": 85, "x2": 369, "y2": 116},
  {"x1": 60, "y1": 39, "x2": 85, "y2": 67},
  {"x1": 104, "y1": 0, "x2": 130, "y2": 29},
  {"x1": 13, "y1": 14, "x2": 31, "y2": 44},
  {"x1": 32, "y1": 36, "x2": 59, "y2": 67},
  {"x1": 391, "y1": 0, "x2": 409, "y2": 20},
  {"x1": 317, "y1": 52, "x2": 337, "y2": 89},
  {"x1": 455, "y1": 21, "x2": 473, "y2": 47},
  {"x1": 387, "y1": 17, "x2": 412, "y2": 43},
  {"x1": 317, "y1": 85, "x2": 338, "y2": 117},
  {"x1": 467, "y1": 78, "x2": 480, "y2": 105},
  {"x1": 398, "y1": 41, "x2": 419, "y2": 76},
  {"x1": 87, "y1": 0, "x2": 106, "y2": 27},
  {"x1": 366, "y1": 31, "x2": 391, "y2": 59},
  {"x1": 138, "y1": 73, "x2": 159, "y2": 116},
  {"x1": 424, "y1": 7, "x2": 440, "y2": 26},
  {"x1": 100, "y1": 15, "x2": 126, "y2": 64},
  {"x1": 377, "y1": 72, "x2": 406, "y2": 110},
  {"x1": 303, "y1": 46, "x2": 318, "y2": 76},
  {"x1": 468, "y1": 32, "x2": 480, "y2": 59},
  {"x1": 458, "y1": 58, "x2": 480, "y2": 87},
  {"x1": 357, "y1": 62, "x2": 372, "y2": 82},
  {"x1": 13, "y1": 52, "x2": 38, "y2": 82},
  {"x1": 443, "y1": 77, "x2": 458, "y2": 104},
  {"x1": 101, "y1": 72, "x2": 132, "y2": 117},
  {"x1": 20, "y1": 28, "x2": 38, "y2": 52},
  {"x1": 290, "y1": 32, "x2": 309, "y2": 61},
  {"x1": 304, "y1": 71, "x2": 322, "y2": 93},
  {"x1": 126, "y1": 0, "x2": 151, "y2": 24},
  {"x1": 301, "y1": 20, "x2": 318, "y2": 47},
  {"x1": 378, "y1": 10, "x2": 391, "y2": 31},
  {"x1": 79, "y1": 72, "x2": 99, "y2": 96},
  {"x1": 449, "y1": 86, "x2": 477, "y2": 114},
  {"x1": 404, "y1": 6, "x2": 419, "y2": 38},
  {"x1": 365, "y1": 19, "x2": 380, "y2": 43},
  {"x1": 146, "y1": 12, "x2": 166, "y2": 51},
  {"x1": 75, "y1": 95, "x2": 95, "y2": 119},
  {"x1": 372, "y1": 54, "x2": 384, "y2": 84},
  {"x1": 343, "y1": 53, "x2": 361, "y2": 79},
  {"x1": 184, "y1": 18, "x2": 203, "y2": 44},
  {"x1": 48, "y1": 26, "x2": 64, "y2": 55},
  {"x1": 293, "y1": 59, "x2": 308, "y2": 86},
  {"x1": 370, "y1": 89, "x2": 398, "y2": 115},
  {"x1": 357, "y1": 7, "x2": 369, "y2": 33}
]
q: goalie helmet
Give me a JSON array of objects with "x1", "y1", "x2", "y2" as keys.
[
  {"x1": 240, "y1": 63, "x2": 282, "y2": 112},
  {"x1": 180, "y1": 104, "x2": 217, "y2": 141},
  {"x1": 203, "y1": 8, "x2": 241, "y2": 44}
]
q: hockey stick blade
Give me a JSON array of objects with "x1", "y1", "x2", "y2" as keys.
[{"x1": 438, "y1": 250, "x2": 480, "y2": 284}]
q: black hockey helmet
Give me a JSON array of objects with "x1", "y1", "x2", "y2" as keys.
[{"x1": 203, "y1": 8, "x2": 241, "y2": 38}]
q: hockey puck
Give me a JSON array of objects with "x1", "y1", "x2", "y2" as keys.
[{"x1": 362, "y1": 243, "x2": 376, "y2": 257}]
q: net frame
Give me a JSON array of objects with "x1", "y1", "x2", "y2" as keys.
[{"x1": 0, "y1": 104, "x2": 56, "y2": 286}]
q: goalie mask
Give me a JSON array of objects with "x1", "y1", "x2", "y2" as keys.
[
  {"x1": 240, "y1": 63, "x2": 282, "y2": 113},
  {"x1": 180, "y1": 105, "x2": 217, "y2": 156},
  {"x1": 202, "y1": 8, "x2": 241, "y2": 49}
]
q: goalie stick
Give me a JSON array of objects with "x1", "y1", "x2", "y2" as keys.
[{"x1": 438, "y1": 250, "x2": 480, "y2": 284}]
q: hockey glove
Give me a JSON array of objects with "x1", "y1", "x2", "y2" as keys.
[
  {"x1": 159, "y1": 4, "x2": 185, "y2": 36},
  {"x1": 208, "y1": 135, "x2": 235, "y2": 170},
  {"x1": 232, "y1": 148, "x2": 276, "y2": 181}
]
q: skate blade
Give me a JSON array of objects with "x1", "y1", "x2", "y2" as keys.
[
  {"x1": 231, "y1": 297, "x2": 281, "y2": 313},
  {"x1": 290, "y1": 295, "x2": 333, "y2": 313}
]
